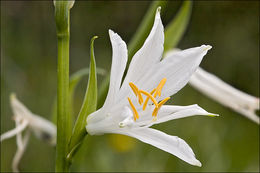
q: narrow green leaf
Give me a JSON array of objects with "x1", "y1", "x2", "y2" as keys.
[
  {"x1": 164, "y1": 0, "x2": 192, "y2": 52},
  {"x1": 67, "y1": 36, "x2": 98, "y2": 160}
]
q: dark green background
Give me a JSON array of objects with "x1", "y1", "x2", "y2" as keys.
[{"x1": 1, "y1": 1, "x2": 259, "y2": 172}]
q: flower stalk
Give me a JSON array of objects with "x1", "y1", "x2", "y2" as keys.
[{"x1": 54, "y1": 1, "x2": 74, "y2": 172}]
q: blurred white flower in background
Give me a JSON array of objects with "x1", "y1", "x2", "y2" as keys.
[
  {"x1": 189, "y1": 67, "x2": 259, "y2": 124},
  {"x1": 0, "y1": 94, "x2": 56, "y2": 172}
]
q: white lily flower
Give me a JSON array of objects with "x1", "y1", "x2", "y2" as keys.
[
  {"x1": 86, "y1": 7, "x2": 218, "y2": 167},
  {"x1": 189, "y1": 67, "x2": 259, "y2": 124},
  {"x1": 1, "y1": 94, "x2": 56, "y2": 172}
]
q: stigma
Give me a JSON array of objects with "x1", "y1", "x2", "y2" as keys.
[{"x1": 128, "y1": 78, "x2": 170, "y2": 121}]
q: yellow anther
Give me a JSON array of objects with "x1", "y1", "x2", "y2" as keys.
[
  {"x1": 150, "y1": 88, "x2": 156, "y2": 95},
  {"x1": 128, "y1": 78, "x2": 169, "y2": 122},
  {"x1": 137, "y1": 92, "x2": 143, "y2": 104},
  {"x1": 139, "y1": 90, "x2": 158, "y2": 108},
  {"x1": 129, "y1": 82, "x2": 143, "y2": 104},
  {"x1": 152, "y1": 97, "x2": 170, "y2": 117},
  {"x1": 154, "y1": 78, "x2": 167, "y2": 97},
  {"x1": 158, "y1": 97, "x2": 171, "y2": 107},
  {"x1": 127, "y1": 97, "x2": 139, "y2": 121},
  {"x1": 152, "y1": 108, "x2": 159, "y2": 117},
  {"x1": 129, "y1": 82, "x2": 139, "y2": 96},
  {"x1": 142, "y1": 88, "x2": 156, "y2": 110}
]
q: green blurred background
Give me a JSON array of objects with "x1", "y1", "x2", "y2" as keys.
[{"x1": 1, "y1": 1, "x2": 259, "y2": 172}]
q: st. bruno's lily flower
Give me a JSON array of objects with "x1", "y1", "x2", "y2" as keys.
[
  {"x1": 189, "y1": 67, "x2": 259, "y2": 124},
  {"x1": 0, "y1": 94, "x2": 56, "y2": 172},
  {"x1": 86, "y1": 7, "x2": 218, "y2": 167}
]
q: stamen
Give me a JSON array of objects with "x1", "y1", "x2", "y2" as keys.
[
  {"x1": 129, "y1": 82, "x2": 139, "y2": 96},
  {"x1": 143, "y1": 88, "x2": 156, "y2": 110},
  {"x1": 154, "y1": 78, "x2": 167, "y2": 97},
  {"x1": 127, "y1": 97, "x2": 139, "y2": 121},
  {"x1": 128, "y1": 78, "x2": 170, "y2": 122},
  {"x1": 137, "y1": 92, "x2": 144, "y2": 105},
  {"x1": 139, "y1": 90, "x2": 158, "y2": 108},
  {"x1": 152, "y1": 97, "x2": 170, "y2": 117},
  {"x1": 129, "y1": 82, "x2": 143, "y2": 104}
]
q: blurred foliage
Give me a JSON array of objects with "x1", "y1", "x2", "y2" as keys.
[{"x1": 1, "y1": 1, "x2": 259, "y2": 172}]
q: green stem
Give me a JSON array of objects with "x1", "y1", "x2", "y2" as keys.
[
  {"x1": 54, "y1": 1, "x2": 74, "y2": 172},
  {"x1": 56, "y1": 36, "x2": 70, "y2": 172}
]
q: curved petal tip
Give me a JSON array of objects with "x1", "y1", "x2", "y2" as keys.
[
  {"x1": 201, "y1": 45, "x2": 212, "y2": 51},
  {"x1": 194, "y1": 104, "x2": 219, "y2": 117},
  {"x1": 193, "y1": 159, "x2": 202, "y2": 167},
  {"x1": 156, "y1": 6, "x2": 161, "y2": 13},
  {"x1": 155, "y1": 6, "x2": 162, "y2": 19},
  {"x1": 208, "y1": 113, "x2": 219, "y2": 117},
  {"x1": 10, "y1": 93, "x2": 16, "y2": 101},
  {"x1": 108, "y1": 29, "x2": 114, "y2": 36}
]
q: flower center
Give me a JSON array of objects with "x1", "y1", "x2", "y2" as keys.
[{"x1": 127, "y1": 78, "x2": 170, "y2": 121}]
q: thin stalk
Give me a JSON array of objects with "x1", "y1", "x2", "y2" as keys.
[
  {"x1": 56, "y1": 36, "x2": 70, "y2": 172},
  {"x1": 54, "y1": 1, "x2": 74, "y2": 172}
]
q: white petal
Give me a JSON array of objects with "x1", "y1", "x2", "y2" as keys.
[
  {"x1": 141, "y1": 45, "x2": 212, "y2": 100},
  {"x1": 12, "y1": 129, "x2": 31, "y2": 173},
  {"x1": 10, "y1": 94, "x2": 57, "y2": 144},
  {"x1": 104, "y1": 30, "x2": 128, "y2": 107},
  {"x1": 117, "y1": 128, "x2": 202, "y2": 167},
  {"x1": 10, "y1": 93, "x2": 33, "y2": 120},
  {"x1": 86, "y1": 113, "x2": 115, "y2": 135},
  {"x1": 189, "y1": 67, "x2": 259, "y2": 124},
  {"x1": 0, "y1": 120, "x2": 28, "y2": 142},
  {"x1": 30, "y1": 113, "x2": 57, "y2": 145},
  {"x1": 9, "y1": 94, "x2": 57, "y2": 144},
  {"x1": 88, "y1": 30, "x2": 128, "y2": 124},
  {"x1": 136, "y1": 104, "x2": 218, "y2": 127},
  {"x1": 15, "y1": 118, "x2": 24, "y2": 150},
  {"x1": 118, "y1": 7, "x2": 164, "y2": 100}
]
